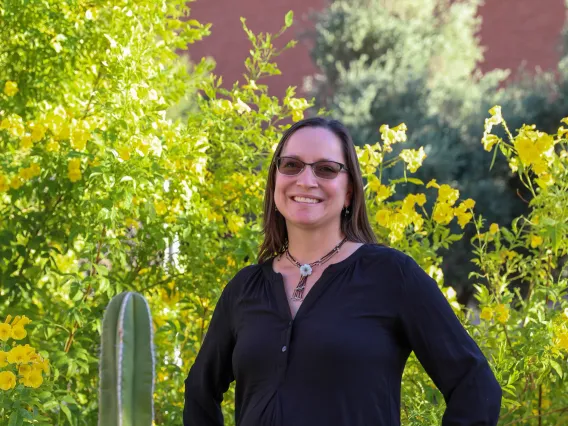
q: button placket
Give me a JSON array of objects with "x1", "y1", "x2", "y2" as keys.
[{"x1": 277, "y1": 320, "x2": 294, "y2": 384}]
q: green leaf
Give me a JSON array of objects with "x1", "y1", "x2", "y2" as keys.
[
  {"x1": 550, "y1": 360, "x2": 563, "y2": 378},
  {"x1": 60, "y1": 402, "x2": 73, "y2": 424},
  {"x1": 8, "y1": 410, "x2": 22, "y2": 426},
  {"x1": 285, "y1": 11, "x2": 294, "y2": 28}
]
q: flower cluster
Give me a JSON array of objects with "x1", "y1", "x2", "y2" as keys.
[
  {"x1": 479, "y1": 304, "x2": 510, "y2": 324},
  {"x1": 68, "y1": 158, "x2": 82, "y2": 182},
  {"x1": 3, "y1": 81, "x2": 19, "y2": 97},
  {"x1": 427, "y1": 180, "x2": 475, "y2": 229},
  {"x1": 0, "y1": 315, "x2": 49, "y2": 391}
]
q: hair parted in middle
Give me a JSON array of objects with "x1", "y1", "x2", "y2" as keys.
[{"x1": 258, "y1": 117, "x2": 380, "y2": 264}]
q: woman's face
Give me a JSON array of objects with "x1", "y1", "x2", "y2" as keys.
[{"x1": 274, "y1": 126, "x2": 352, "y2": 232}]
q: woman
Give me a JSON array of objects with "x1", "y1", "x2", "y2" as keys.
[{"x1": 183, "y1": 117, "x2": 502, "y2": 425}]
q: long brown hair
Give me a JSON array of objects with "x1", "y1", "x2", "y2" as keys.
[{"x1": 258, "y1": 117, "x2": 378, "y2": 263}]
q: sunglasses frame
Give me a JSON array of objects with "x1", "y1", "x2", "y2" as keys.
[{"x1": 275, "y1": 156, "x2": 349, "y2": 180}]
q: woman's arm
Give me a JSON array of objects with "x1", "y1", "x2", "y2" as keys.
[
  {"x1": 399, "y1": 255, "x2": 502, "y2": 425},
  {"x1": 183, "y1": 288, "x2": 235, "y2": 426}
]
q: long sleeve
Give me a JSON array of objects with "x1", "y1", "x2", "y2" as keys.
[
  {"x1": 183, "y1": 288, "x2": 235, "y2": 426},
  {"x1": 399, "y1": 255, "x2": 502, "y2": 425}
]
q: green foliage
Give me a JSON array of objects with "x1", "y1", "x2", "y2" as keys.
[
  {"x1": 0, "y1": 0, "x2": 309, "y2": 423},
  {"x1": 99, "y1": 292, "x2": 154, "y2": 426},
  {"x1": 1, "y1": 1, "x2": 568, "y2": 425}
]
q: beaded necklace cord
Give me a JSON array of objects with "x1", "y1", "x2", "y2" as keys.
[{"x1": 285, "y1": 237, "x2": 348, "y2": 301}]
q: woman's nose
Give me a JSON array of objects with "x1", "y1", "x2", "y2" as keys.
[{"x1": 295, "y1": 165, "x2": 318, "y2": 187}]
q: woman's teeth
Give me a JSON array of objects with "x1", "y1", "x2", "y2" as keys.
[{"x1": 293, "y1": 196, "x2": 321, "y2": 204}]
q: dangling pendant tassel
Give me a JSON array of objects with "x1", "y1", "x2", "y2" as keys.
[{"x1": 291, "y1": 275, "x2": 308, "y2": 301}]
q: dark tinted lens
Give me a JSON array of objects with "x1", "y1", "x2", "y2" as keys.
[
  {"x1": 314, "y1": 162, "x2": 341, "y2": 179},
  {"x1": 278, "y1": 158, "x2": 304, "y2": 175}
]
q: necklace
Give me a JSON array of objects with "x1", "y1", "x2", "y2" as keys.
[{"x1": 285, "y1": 237, "x2": 348, "y2": 301}]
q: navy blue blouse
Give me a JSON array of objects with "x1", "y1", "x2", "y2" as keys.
[{"x1": 183, "y1": 244, "x2": 501, "y2": 425}]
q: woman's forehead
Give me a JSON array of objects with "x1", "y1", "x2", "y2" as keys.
[{"x1": 281, "y1": 127, "x2": 344, "y2": 161}]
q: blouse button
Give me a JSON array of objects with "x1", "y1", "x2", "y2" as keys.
[{"x1": 281, "y1": 345, "x2": 287, "y2": 352}]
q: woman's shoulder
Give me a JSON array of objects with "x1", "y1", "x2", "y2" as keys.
[{"x1": 357, "y1": 243, "x2": 411, "y2": 269}]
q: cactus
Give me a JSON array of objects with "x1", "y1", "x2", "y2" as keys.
[{"x1": 98, "y1": 292, "x2": 155, "y2": 426}]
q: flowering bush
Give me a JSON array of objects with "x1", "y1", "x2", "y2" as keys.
[
  {"x1": 1, "y1": 0, "x2": 567, "y2": 424},
  {"x1": 0, "y1": 315, "x2": 50, "y2": 424},
  {"x1": 355, "y1": 106, "x2": 568, "y2": 424}
]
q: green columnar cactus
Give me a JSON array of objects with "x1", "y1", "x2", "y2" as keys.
[{"x1": 98, "y1": 292, "x2": 155, "y2": 426}]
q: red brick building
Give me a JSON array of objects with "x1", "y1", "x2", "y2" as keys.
[{"x1": 186, "y1": 0, "x2": 566, "y2": 97}]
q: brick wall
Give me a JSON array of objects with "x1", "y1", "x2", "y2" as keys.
[{"x1": 186, "y1": 0, "x2": 566, "y2": 97}]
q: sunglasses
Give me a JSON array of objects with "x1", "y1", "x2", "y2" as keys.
[{"x1": 276, "y1": 156, "x2": 349, "y2": 180}]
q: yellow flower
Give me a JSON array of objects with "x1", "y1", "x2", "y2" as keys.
[
  {"x1": 0, "y1": 371, "x2": 16, "y2": 390},
  {"x1": 18, "y1": 364, "x2": 32, "y2": 376},
  {"x1": 489, "y1": 223, "x2": 499, "y2": 235},
  {"x1": 530, "y1": 235, "x2": 543, "y2": 248},
  {"x1": 437, "y1": 184, "x2": 459, "y2": 206},
  {"x1": 4, "y1": 81, "x2": 19, "y2": 97},
  {"x1": 68, "y1": 158, "x2": 81, "y2": 170},
  {"x1": 481, "y1": 134, "x2": 500, "y2": 152},
  {"x1": 535, "y1": 173, "x2": 554, "y2": 189},
  {"x1": 30, "y1": 122, "x2": 47, "y2": 142},
  {"x1": 488, "y1": 106, "x2": 502, "y2": 124},
  {"x1": 46, "y1": 139, "x2": 60, "y2": 152},
  {"x1": 432, "y1": 202, "x2": 454, "y2": 225},
  {"x1": 555, "y1": 331, "x2": 568, "y2": 352},
  {"x1": 426, "y1": 179, "x2": 439, "y2": 189},
  {"x1": 412, "y1": 213, "x2": 424, "y2": 231},
  {"x1": 380, "y1": 123, "x2": 407, "y2": 151},
  {"x1": 11, "y1": 326, "x2": 26, "y2": 340},
  {"x1": 480, "y1": 307, "x2": 493, "y2": 321},
  {"x1": 21, "y1": 135, "x2": 33, "y2": 149},
  {"x1": 375, "y1": 184, "x2": 392, "y2": 202},
  {"x1": 399, "y1": 147, "x2": 426, "y2": 172},
  {"x1": 7, "y1": 345, "x2": 34, "y2": 364},
  {"x1": 287, "y1": 97, "x2": 309, "y2": 111},
  {"x1": 19, "y1": 167, "x2": 34, "y2": 181},
  {"x1": 0, "y1": 174, "x2": 8, "y2": 192},
  {"x1": 414, "y1": 193, "x2": 426, "y2": 207},
  {"x1": 0, "y1": 351, "x2": 8, "y2": 367},
  {"x1": 36, "y1": 358, "x2": 50, "y2": 374},
  {"x1": 68, "y1": 159, "x2": 82, "y2": 182},
  {"x1": 19, "y1": 369, "x2": 43, "y2": 388},
  {"x1": 462, "y1": 199, "x2": 475, "y2": 209},
  {"x1": 0, "y1": 323, "x2": 11, "y2": 341},
  {"x1": 376, "y1": 209, "x2": 391, "y2": 227},
  {"x1": 1, "y1": 114, "x2": 25, "y2": 137},
  {"x1": 495, "y1": 304, "x2": 509, "y2": 323},
  {"x1": 117, "y1": 146, "x2": 130, "y2": 161},
  {"x1": 68, "y1": 169, "x2": 81, "y2": 182},
  {"x1": 29, "y1": 163, "x2": 40, "y2": 177},
  {"x1": 10, "y1": 176, "x2": 23, "y2": 190},
  {"x1": 10, "y1": 315, "x2": 31, "y2": 327},
  {"x1": 70, "y1": 120, "x2": 90, "y2": 150},
  {"x1": 153, "y1": 200, "x2": 167, "y2": 216},
  {"x1": 456, "y1": 211, "x2": 472, "y2": 229}
]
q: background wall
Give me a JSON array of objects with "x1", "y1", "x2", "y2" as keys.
[{"x1": 186, "y1": 0, "x2": 566, "y2": 96}]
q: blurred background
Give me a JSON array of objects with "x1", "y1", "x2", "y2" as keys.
[{"x1": 185, "y1": 0, "x2": 568, "y2": 304}]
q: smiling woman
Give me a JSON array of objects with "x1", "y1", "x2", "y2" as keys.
[{"x1": 183, "y1": 117, "x2": 502, "y2": 426}]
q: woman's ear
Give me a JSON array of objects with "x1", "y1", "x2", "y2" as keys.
[{"x1": 345, "y1": 182, "x2": 353, "y2": 207}]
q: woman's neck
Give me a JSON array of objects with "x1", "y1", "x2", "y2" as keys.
[{"x1": 285, "y1": 227, "x2": 346, "y2": 264}]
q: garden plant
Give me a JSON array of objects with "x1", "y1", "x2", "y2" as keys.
[{"x1": 0, "y1": 0, "x2": 567, "y2": 425}]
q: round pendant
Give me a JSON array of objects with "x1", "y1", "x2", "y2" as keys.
[{"x1": 299, "y1": 264, "x2": 312, "y2": 277}]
